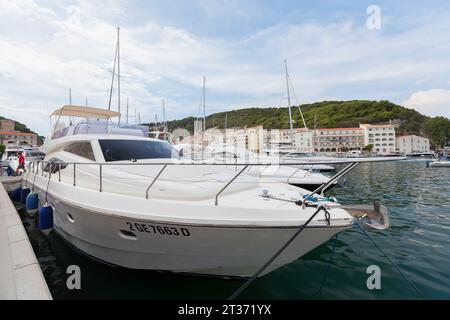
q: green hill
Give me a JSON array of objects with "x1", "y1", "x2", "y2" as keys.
[{"x1": 145, "y1": 100, "x2": 450, "y2": 148}]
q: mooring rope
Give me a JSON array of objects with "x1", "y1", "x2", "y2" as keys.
[
  {"x1": 228, "y1": 205, "x2": 329, "y2": 300},
  {"x1": 316, "y1": 234, "x2": 338, "y2": 299},
  {"x1": 32, "y1": 164, "x2": 38, "y2": 191},
  {"x1": 45, "y1": 170, "x2": 52, "y2": 204},
  {"x1": 355, "y1": 222, "x2": 426, "y2": 299}
]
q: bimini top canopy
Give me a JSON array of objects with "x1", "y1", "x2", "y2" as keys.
[{"x1": 51, "y1": 105, "x2": 121, "y2": 119}]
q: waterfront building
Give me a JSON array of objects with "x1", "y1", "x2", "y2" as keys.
[
  {"x1": 0, "y1": 120, "x2": 38, "y2": 147},
  {"x1": 292, "y1": 129, "x2": 314, "y2": 152},
  {"x1": 0, "y1": 131, "x2": 38, "y2": 147},
  {"x1": 313, "y1": 127, "x2": 365, "y2": 152},
  {"x1": 359, "y1": 123, "x2": 396, "y2": 154},
  {"x1": 396, "y1": 135, "x2": 430, "y2": 154}
]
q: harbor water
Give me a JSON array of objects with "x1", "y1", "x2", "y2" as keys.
[{"x1": 18, "y1": 160, "x2": 450, "y2": 299}]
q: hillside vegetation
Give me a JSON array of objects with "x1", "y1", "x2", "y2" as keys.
[{"x1": 145, "y1": 100, "x2": 449, "y2": 147}]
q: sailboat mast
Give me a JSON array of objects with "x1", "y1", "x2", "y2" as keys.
[
  {"x1": 224, "y1": 113, "x2": 228, "y2": 144},
  {"x1": 284, "y1": 60, "x2": 294, "y2": 144},
  {"x1": 202, "y1": 77, "x2": 206, "y2": 133},
  {"x1": 162, "y1": 99, "x2": 167, "y2": 132},
  {"x1": 69, "y1": 88, "x2": 73, "y2": 125},
  {"x1": 108, "y1": 33, "x2": 118, "y2": 111},
  {"x1": 202, "y1": 77, "x2": 206, "y2": 161},
  {"x1": 117, "y1": 27, "x2": 121, "y2": 125},
  {"x1": 126, "y1": 97, "x2": 129, "y2": 124}
]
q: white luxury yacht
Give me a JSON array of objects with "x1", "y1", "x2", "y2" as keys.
[{"x1": 23, "y1": 105, "x2": 390, "y2": 278}]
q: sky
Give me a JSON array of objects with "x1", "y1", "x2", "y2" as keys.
[{"x1": 1, "y1": 0, "x2": 450, "y2": 135}]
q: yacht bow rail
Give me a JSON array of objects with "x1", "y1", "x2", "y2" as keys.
[{"x1": 24, "y1": 157, "x2": 403, "y2": 206}]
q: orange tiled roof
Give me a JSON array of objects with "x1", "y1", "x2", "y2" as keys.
[
  {"x1": 0, "y1": 131, "x2": 36, "y2": 137},
  {"x1": 316, "y1": 128, "x2": 363, "y2": 131}
]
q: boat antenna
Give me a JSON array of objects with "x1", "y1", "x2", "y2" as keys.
[{"x1": 284, "y1": 59, "x2": 294, "y2": 145}]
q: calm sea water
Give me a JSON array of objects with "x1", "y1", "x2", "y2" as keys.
[{"x1": 19, "y1": 161, "x2": 450, "y2": 299}]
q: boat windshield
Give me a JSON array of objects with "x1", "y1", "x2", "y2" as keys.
[{"x1": 98, "y1": 139, "x2": 180, "y2": 162}]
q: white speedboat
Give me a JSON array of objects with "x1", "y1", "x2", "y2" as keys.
[
  {"x1": 23, "y1": 105, "x2": 390, "y2": 278},
  {"x1": 1, "y1": 145, "x2": 23, "y2": 168},
  {"x1": 206, "y1": 145, "x2": 338, "y2": 192},
  {"x1": 428, "y1": 147, "x2": 450, "y2": 167},
  {"x1": 264, "y1": 150, "x2": 336, "y2": 172}
]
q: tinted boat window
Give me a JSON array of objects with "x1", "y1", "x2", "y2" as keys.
[
  {"x1": 43, "y1": 158, "x2": 68, "y2": 173},
  {"x1": 98, "y1": 139, "x2": 179, "y2": 162},
  {"x1": 64, "y1": 142, "x2": 95, "y2": 161}
]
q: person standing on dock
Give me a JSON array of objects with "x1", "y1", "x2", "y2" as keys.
[{"x1": 16, "y1": 151, "x2": 25, "y2": 174}]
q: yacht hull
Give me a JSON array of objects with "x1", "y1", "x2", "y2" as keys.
[
  {"x1": 429, "y1": 161, "x2": 450, "y2": 167},
  {"x1": 37, "y1": 189, "x2": 349, "y2": 278}
]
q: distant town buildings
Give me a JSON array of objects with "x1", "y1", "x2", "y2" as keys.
[
  {"x1": 0, "y1": 119, "x2": 38, "y2": 147},
  {"x1": 183, "y1": 119, "x2": 430, "y2": 156},
  {"x1": 396, "y1": 135, "x2": 430, "y2": 154}
]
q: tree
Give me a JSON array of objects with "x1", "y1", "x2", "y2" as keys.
[
  {"x1": 364, "y1": 144, "x2": 374, "y2": 152},
  {"x1": 424, "y1": 117, "x2": 450, "y2": 148},
  {"x1": 0, "y1": 144, "x2": 5, "y2": 156}
]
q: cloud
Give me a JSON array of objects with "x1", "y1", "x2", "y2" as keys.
[
  {"x1": 403, "y1": 89, "x2": 450, "y2": 118},
  {"x1": 1, "y1": 1, "x2": 450, "y2": 136}
]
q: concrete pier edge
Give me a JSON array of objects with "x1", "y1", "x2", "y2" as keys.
[{"x1": 0, "y1": 182, "x2": 52, "y2": 300}]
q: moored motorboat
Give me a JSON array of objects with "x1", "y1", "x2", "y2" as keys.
[
  {"x1": 23, "y1": 105, "x2": 395, "y2": 278},
  {"x1": 428, "y1": 147, "x2": 450, "y2": 167},
  {"x1": 205, "y1": 145, "x2": 338, "y2": 192}
]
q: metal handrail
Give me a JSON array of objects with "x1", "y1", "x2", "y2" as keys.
[
  {"x1": 25, "y1": 157, "x2": 404, "y2": 167},
  {"x1": 215, "y1": 165, "x2": 248, "y2": 206},
  {"x1": 145, "y1": 164, "x2": 167, "y2": 199},
  {"x1": 24, "y1": 157, "x2": 401, "y2": 205},
  {"x1": 301, "y1": 162, "x2": 359, "y2": 207},
  {"x1": 99, "y1": 164, "x2": 102, "y2": 192}
]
